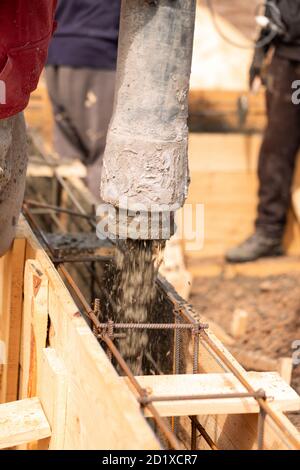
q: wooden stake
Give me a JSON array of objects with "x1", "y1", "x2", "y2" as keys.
[
  {"x1": 231, "y1": 309, "x2": 249, "y2": 338},
  {"x1": 277, "y1": 357, "x2": 293, "y2": 385}
]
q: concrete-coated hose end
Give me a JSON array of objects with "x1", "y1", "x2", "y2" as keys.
[{"x1": 101, "y1": 0, "x2": 196, "y2": 224}]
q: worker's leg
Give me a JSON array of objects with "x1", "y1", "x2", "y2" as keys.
[
  {"x1": 45, "y1": 66, "x2": 84, "y2": 161},
  {"x1": 45, "y1": 66, "x2": 115, "y2": 199},
  {"x1": 0, "y1": 113, "x2": 27, "y2": 257},
  {"x1": 226, "y1": 56, "x2": 300, "y2": 263},
  {"x1": 256, "y1": 56, "x2": 300, "y2": 237}
]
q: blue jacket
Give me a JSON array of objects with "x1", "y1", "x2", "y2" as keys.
[{"x1": 47, "y1": 0, "x2": 120, "y2": 70}]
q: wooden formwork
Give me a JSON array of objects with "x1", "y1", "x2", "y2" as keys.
[
  {"x1": 0, "y1": 218, "x2": 300, "y2": 450},
  {"x1": 0, "y1": 218, "x2": 159, "y2": 450}
]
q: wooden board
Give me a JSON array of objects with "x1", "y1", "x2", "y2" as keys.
[
  {"x1": 0, "y1": 239, "x2": 26, "y2": 403},
  {"x1": 27, "y1": 160, "x2": 87, "y2": 179},
  {"x1": 185, "y1": 133, "x2": 300, "y2": 259},
  {"x1": 126, "y1": 372, "x2": 300, "y2": 418},
  {"x1": 24, "y1": 76, "x2": 54, "y2": 146},
  {"x1": 187, "y1": 255, "x2": 300, "y2": 279},
  {"x1": 0, "y1": 398, "x2": 51, "y2": 449},
  {"x1": 39, "y1": 348, "x2": 68, "y2": 450},
  {"x1": 189, "y1": 90, "x2": 266, "y2": 132},
  {"x1": 188, "y1": 133, "x2": 261, "y2": 173},
  {"x1": 19, "y1": 260, "x2": 49, "y2": 400}
]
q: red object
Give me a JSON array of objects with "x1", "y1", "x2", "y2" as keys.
[{"x1": 0, "y1": 0, "x2": 57, "y2": 119}]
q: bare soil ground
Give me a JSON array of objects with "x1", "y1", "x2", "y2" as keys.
[{"x1": 189, "y1": 266, "x2": 300, "y2": 428}]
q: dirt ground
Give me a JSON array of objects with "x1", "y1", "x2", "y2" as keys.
[{"x1": 189, "y1": 265, "x2": 300, "y2": 429}]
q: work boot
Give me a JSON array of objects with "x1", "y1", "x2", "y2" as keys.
[{"x1": 225, "y1": 231, "x2": 284, "y2": 263}]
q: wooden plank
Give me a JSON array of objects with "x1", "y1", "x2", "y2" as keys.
[
  {"x1": 27, "y1": 161, "x2": 87, "y2": 179},
  {"x1": 187, "y1": 256, "x2": 300, "y2": 279},
  {"x1": 0, "y1": 238, "x2": 26, "y2": 403},
  {"x1": 264, "y1": 410, "x2": 300, "y2": 450},
  {"x1": 48, "y1": 281, "x2": 159, "y2": 450},
  {"x1": 39, "y1": 348, "x2": 68, "y2": 450},
  {"x1": 17, "y1": 218, "x2": 160, "y2": 450},
  {"x1": 185, "y1": 136, "x2": 300, "y2": 258},
  {"x1": 160, "y1": 236, "x2": 192, "y2": 300},
  {"x1": 67, "y1": 175, "x2": 99, "y2": 205},
  {"x1": 202, "y1": 317, "x2": 234, "y2": 347},
  {"x1": 228, "y1": 347, "x2": 278, "y2": 373},
  {"x1": 292, "y1": 187, "x2": 300, "y2": 223},
  {"x1": 189, "y1": 133, "x2": 261, "y2": 173},
  {"x1": 0, "y1": 397, "x2": 51, "y2": 449},
  {"x1": 25, "y1": 77, "x2": 54, "y2": 146},
  {"x1": 187, "y1": 173, "x2": 258, "y2": 204},
  {"x1": 277, "y1": 358, "x2": 293, "y2": 386},
  {"x1": 126, "y1": 372, "x2": 300, "y2": 418},
  {"x1": 19, "y1": 260, "x2": 49, "y2": 400},
  {"x1": 189, "y1": 90, "x2": 265, "y2": 116}
]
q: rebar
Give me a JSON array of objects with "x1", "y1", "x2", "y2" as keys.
[
  {"x1": 191, "y1": 325, "x2": 201, "y2": 450},
  {"x1": 257, "y1": 407, "x2": 266, "y2": 451},
  {"x1": 93, "y1": 298, "x2": 101, "y2": 336},
  {"x1": 25, "y1": 199, "x2": 96, "y2": 221},
  {"x1": 107, "y1": 319, "x2": 114, "y2": 362},
  {"x1": 172, "y1": 310, "x2": 181, "y2": 435},
  {"x1": 95, "y1": 322, "x2": 208, "y2": 331},
  {"x1": 53, "y1": 255, "x2": 111, "y2": 264},
  {"x1": 139, "y1": 390, "x2": 267, "y2": 405},
  {"x1": 189, "y1": 416, "x2": 218, "y2": 451}
]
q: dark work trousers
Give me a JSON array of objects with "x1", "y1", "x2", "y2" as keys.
[
  {"x1": 45, "y1": 66, "x2": 116, "y2": 199},
  {"x1": 256, "y1": 55, "x2": 300, "y2": 239}
]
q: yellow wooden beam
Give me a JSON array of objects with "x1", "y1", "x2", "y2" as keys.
[
  {"x1": 0, "y1": 398, "x2": 51, "y2": 449},
  {"x1": 124, "y1": 372, "x2": 300, "y2": 418}
]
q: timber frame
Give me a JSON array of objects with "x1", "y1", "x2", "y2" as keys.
[
  {"x1": 0, "y1": 218, "x2": 159, "y2": 450},
  {"x1": 0, "y1": 218, "x2": 300, "y2": 450}
]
